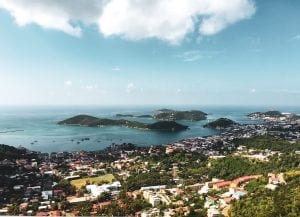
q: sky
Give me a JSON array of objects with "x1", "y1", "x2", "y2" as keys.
[{"x1": 0, "y1": 0, "x2": 299, "y2": 106}]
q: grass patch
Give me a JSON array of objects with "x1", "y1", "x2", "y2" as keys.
[{"x1": 71, "y1": 174, "x2": 115, "y2": 189}]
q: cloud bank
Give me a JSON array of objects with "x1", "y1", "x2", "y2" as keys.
[{"x1": 0, "y1": 0, "x2": 256, "y2": 43}]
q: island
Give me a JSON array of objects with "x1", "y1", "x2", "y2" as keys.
[
  {"x1": 153, "y1": 109, "x2": 207, "y2": 121},
  {"x1": 203, "y1": 118, "x2": 238, "y2": 129},
  {"x1": 58, "y1": 115, "x2": 188, "y2": 132},
  {"x1": 116, "y1": 114, "x2": 153, "y2": 118},
  {"x1": 247, "y1": 110, "x2": 284, "y2": 119},
  {"x1": 115, "y1": 109, "x2": 207, "y2": 121},
  {"x1": 247, "y1": 111, "x2": 300, "y2": 122}
]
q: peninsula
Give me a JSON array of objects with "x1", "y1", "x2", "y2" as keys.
[{"x1": 58, "y1": 115, "x2": 188, "y2": 132}]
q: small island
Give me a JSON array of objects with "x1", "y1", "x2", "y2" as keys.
[
  {"x1": 203, "y1": 118, "x2": 238, "y2": 129},
  {"x1": 247, "y1": 111, "x2": 284, "y2": 119},
  {"x1": 58, "y1": 115, "x2": 188, "y2": 132},
  {"x1": 153, "y1": 109, "x2": 207, "y2": 121}
]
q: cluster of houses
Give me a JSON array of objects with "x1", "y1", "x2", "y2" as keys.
[{"x1": 0, "y1": 114, "x2": 298, "y2": 217}]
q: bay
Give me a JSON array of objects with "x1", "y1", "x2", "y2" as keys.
[{"x1": 0, "y1": 105, "x2": 299, "y2": 152}]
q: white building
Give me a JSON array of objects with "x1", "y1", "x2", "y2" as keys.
[{"x1": 86, "y1": 181, "x2": 121, "y2": 197}]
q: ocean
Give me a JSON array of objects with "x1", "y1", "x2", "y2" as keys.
[{"x1": 0, "y1": 105, "x2": 299, "y2": 153}]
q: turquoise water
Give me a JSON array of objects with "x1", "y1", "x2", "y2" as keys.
[{"x1": 0, "y1": 105, "x2": 299, "y2": 152}]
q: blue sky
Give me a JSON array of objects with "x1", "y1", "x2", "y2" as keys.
[{"x1": 0, "y1": 0, "x2": 299, "y2": 106}]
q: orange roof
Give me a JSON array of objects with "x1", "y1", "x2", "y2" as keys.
[
  {"x1": 223, "y1": 197, "x2": 235, "y2": 203},
  {"x1": 214, "y1": 181, "x2": 231, "y2": 188},
  {"x1": 232, "y1": 175, "x2": 262, "y2": 185},
  {"x1": 36, "y1": 211, "x2": 48, "y2": 216}
]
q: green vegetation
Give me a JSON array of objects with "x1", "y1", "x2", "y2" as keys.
[
  {"x1": 234, "y1": 135, "x2": 300, "y2": 152},
  {"x1": 98, "y1": 196, "x2": 151, "y2": 216},
  {"x1": 229, "y1": 173, "x2": 300, "y2": 217},
  {"x1": 70, "y1": 174, "x2": 115, "y2": 189},
  {"x1": 203, "y1": 118, "x2": 237, "y2": 129},
  {"x1": 208, "y1": 156, "x2": 266, "y2": 180},
  {"x1": 153, "y1": 109, "x2": 207, "y2": 121},
  {"x1": 208, "y1": 153, "x2": 300, "y2": 180},
  {"x1": 58, "y1": 115, "x2": 188, "y2": 131},
  {"x1": 0, "y1": 144, "x2": 36, "y2": 161}
]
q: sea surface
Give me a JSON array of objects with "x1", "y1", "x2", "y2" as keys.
[{"x1": 0, "y1": 105, "x2": 299, "y2": 153}]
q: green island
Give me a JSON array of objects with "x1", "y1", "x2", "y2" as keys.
[
  {"x1": 115, "y1": 109, "x2": 208, "y2": 121},
  {"x1": 58, "y1": 115, "x2": 188, "y2": 132},
  {"x1": 203, "y1": 118, "x2": 238, "y2": 129},
  {"x1": 153, "y1": 109, "x2": 207, "y2": 121},
  {"x1": 247, "y1": 110, "x2": 284, "y2": 118}
]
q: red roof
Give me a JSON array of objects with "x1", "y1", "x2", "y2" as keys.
[
  {"x1": 232, "y1": 175, "x2": 262, "y2": 185},
  {"x1": 223, "y1": 197, "x2": 235, "y2": 203},
  {"x1": 36, "y1": 211, "x2": 48, "y2": 216},
  {"x1": 213, "y1": 181, "x2": 231, "y2": 188}
]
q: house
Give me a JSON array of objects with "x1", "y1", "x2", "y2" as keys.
[
  {"x1": 232, "y1": 191, "x2": 246, "y2": 200},
  {"x1": 50, "y1": 210, "x2": 62, "y2": 216},
  {"x1": 230, "y1": 175, "x2": 262, "y2": 188},
  {"x1": 204, "y1": 196, "x2": 217, "y2": 208},
  {"x1": 265, "y1": 183, "x2": 277, "y2": 191},
  {"x1": 219, "y1": 197, "x2": 235, "y2": 207},
  {"x1": 36, "y1": 211, "x2": 48, "y2": 216},
  {"x1": 141, "y1": 208, "x2": 160, "y2": 217},
  {"x1": 268, "y1": 173, "x2": 286, "y2": 185},
  {"x1": 86, "y1": 181, "x2": 121, "y2": 197},
  {"x1": 213, "y1": 181, "x2": 231, "y2": 190},
  {"x1": 42, "y1": 190, "x2": 53, "y2": 200},
  {"x1": 207, "y1": 207, "x2": 221, "y2": 217}
]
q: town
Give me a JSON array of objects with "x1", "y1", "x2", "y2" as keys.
[{"x1": 0, "y1": 114, "x2": 299, "y2": 217}]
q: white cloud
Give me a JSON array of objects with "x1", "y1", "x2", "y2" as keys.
[
  {"x1": 250, "y1": 88, "x2": 256, "y2": 93},
  {"x1": 64, "y1": 80, "x2": 72, "y2": 86},
  {"x1": 0, "y1": 0, "x2": 108, "y2": 37},
  {"x1": 0, "y1": 0, "x2": 255, "y2": 43},
  {"x1": 126, "y1": 83, "x2": 135, "y2": 93},
  {"x1": 290, "y1": 34, "x2": 300, "y2": 41},
  {"x1": 176, "y1": 50, "x2": 219, "y2": 62},
  {"x1": 176, "y1": 51, "x2": 203, "y2": 62}
]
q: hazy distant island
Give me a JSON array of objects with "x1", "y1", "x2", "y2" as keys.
[
  {"x1": 248, "y1": 110, "x2": 300, "y2": 122},
  {"x1": 116, "y1": 109, "x2": 207, "y2": 121},
  {"x1": 247, "y1": 110, "x2": 284, "y2": 119},
  {"x1": 204, "y1": 118, "x2": 238, "y2": 129},
  {"x1": 58, "y1": 115, "x2": 188, "y2": 132},
  {"x1": 154, "y1": 109, "x2": 207, "y2": 121},
  {"x1": 115, "y1": 114, "x2": 153, "y2": 118}
]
